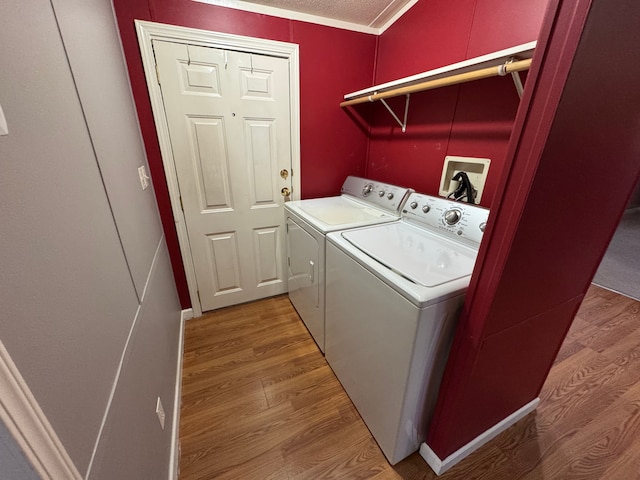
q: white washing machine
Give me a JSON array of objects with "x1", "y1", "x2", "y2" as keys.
[
  {"x1": 325, "y1": 192, "x2": 489, "y2": 465},
  {"x1": 285, "y1": 176, "x2": 411, "y2": 353}
]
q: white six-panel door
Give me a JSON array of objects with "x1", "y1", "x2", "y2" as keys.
[{"x1": 153, "y1": 40, "x2": 291, "y2": 311}]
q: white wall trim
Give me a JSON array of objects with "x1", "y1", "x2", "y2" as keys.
[
  {"x1": 191, "y1": 0, "x2": 379, "y2": 35},
  {"x1": 0, "y1": 341, "x2": 82, "y2": 480},
  {"x1": 169, "y1": 311, "x2": 186, "y2": 480},
  {"x1": 377, "y1": 0, "x2": 419, "y2": 34},
  {"x1": 420, "y1": 398, "x2": 540, "y2": 476},
  {"x1": 181, "y1": 309, "x2": 195, "y2": 321},
  {"x1": 135, "y1": 20, "x2": 302, "y2": 318}
]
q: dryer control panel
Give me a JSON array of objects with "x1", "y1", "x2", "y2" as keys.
[
  {"x1": 340, "y1": 176, "x2": 412, "y2": 214},
  {"x1": 401, "y1": 192, "x2": 489, "y2": 245}
]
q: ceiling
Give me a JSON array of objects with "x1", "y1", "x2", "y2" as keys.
[{"x1": 193, "y1": 0, "x2": 419, "y2": 33}]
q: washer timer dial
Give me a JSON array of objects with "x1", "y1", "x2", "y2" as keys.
[{"x1": 444, "y1": 209, "x2": 462, "y2": 225}]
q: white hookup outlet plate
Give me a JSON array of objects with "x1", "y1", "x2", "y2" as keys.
[
  {"x1": 439, "y1": 155, "x2": 491, "y2": 203},
  {"x1": 0, "y1": 103, "x2": 8, "y2": 136},
  {"x1": 156, "y1": 397, "x2": 166, "y2": 430},
  {"x1": 138, "y1": 165, "x2": 150, "y2": 190}
]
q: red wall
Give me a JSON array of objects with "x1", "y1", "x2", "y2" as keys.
[
  {"x1": 113, "y1": 0, "x2": 549, "y2": 307},
  {"x1": 112, "y1": 0, "x2": 377, "y2": 307},
  {"x1": 362, "y1": 0, "x2": 548, "y2": 207},
  {"x1": 375, "y1": 0, "x2": 476, "y2": 83},
  {"x1": 427, "y1": 0, "x2": 640, "y2": 459}
]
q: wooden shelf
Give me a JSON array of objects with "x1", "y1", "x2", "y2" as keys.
[{"x1": 341, "y1": 41, "x2": 536, "y2": 108}]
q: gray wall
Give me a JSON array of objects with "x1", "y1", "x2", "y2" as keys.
[
  {"x1": 0, "y1": 0, "x2": 181, "y2": 479},
  {"x1": 0, "y1": 420, "x2": 40, "y2": 480}
]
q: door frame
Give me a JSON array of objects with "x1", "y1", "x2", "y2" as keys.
[{"x1": 135, "y1": 20, "x2": 301, "y2": 317}]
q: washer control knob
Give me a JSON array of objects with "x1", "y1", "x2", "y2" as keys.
[
  {"x1": 410, "y1": 201, "x2": 418, "y2": 209},
  {"x1": 362, "y1": 183, "x2": 374, "y2": 196},
  {"x1": 387, "y1": 192, "x2": 394, "y2": 200},
  {"x1": 479, "y1": 222, "x2": 487, "y2": 232},
  {"x1": 379, "y1": 190, "x2": 385, "y2": 197},
  {"x1": 422, "y1": 205, "x2": 430, "y2": 213},
  {"x1": 444, "y1": 209, "x2": 461, "y2": 225}
]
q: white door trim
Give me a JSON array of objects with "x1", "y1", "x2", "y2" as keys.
[
  {"x1": 135, "y1": 20, "x2": 301, "y2": 317},
  {"x1": 0, "y1": 340, "x2": 82, "y2": 479}
]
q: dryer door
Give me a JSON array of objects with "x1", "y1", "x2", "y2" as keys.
[{"x1": 286, "y1": 217, "x2": 325, "y2": 352}]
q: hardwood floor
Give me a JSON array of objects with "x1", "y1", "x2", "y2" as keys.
[{"x1": 179, "y1": 285, "x2": 640, "y2": 479}]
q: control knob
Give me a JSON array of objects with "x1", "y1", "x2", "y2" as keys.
[
  {"x1": 362, "y1": 183, "x2": 374, "y2": 196},
  {"x1": 387, "y1": 192, "x2": 394, "y2": 200},
  {"x1": 422, "y1": 205, "x2": 430, "y2": 213},
  {"x1": 410, "y1": 201, "x2": 418, "y2": 209},
  {"x1": 479, "y1": 221, "x2": 487, "y2": 232},
  {"x1": 444, "y1": 209, "x2": 461, "y2": 225},
  {"x1": 379, "y1": 190, "x2": 385, "y2": 197}
]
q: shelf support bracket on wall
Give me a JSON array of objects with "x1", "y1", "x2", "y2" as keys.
[
  {"x1": 379, "y1": 94, "x2": 410, "y2": 133},
  {"x1": 511, "y1": 71, "x2": 524, "y2": 98},
  {"x1": 499, "y1": 57, "x2": 525, "y2": 98}
]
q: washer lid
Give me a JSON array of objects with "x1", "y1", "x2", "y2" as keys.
[
  {"x1": 296, "y1": 196, "x2": 393, "y2": 225},
  {"x1": 341, "y1": 222, "x2": 478, "y2": 287}
]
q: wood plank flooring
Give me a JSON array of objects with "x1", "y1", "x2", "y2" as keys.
[{"x1": 179, "y1": 285, "x2": 640, "y2": 479}]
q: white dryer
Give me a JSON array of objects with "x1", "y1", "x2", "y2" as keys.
[
  {"x1": 325, "y1": 192, "x2": 489, "y2": 465},
  {"x1": 285, "y1": 176, "x2": 411, "y2": 353}
]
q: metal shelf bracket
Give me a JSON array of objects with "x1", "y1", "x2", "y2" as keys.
[
  {"x1": 511, "y1": 71, "x2": 524, "y2": 98},
  {"x1": 379, "y1": 94, "x2": 411, "y2": 133},
  {"x1": 498, "y1": 57, "x2": 525, "y2": 98}
]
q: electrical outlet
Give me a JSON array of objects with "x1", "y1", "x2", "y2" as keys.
[
  {"x1": 156, "y1": 397, "x2": 166, "y2": 430},
  {"x1": 138, "y1": 165, "x2": 150, "y2": 190}
]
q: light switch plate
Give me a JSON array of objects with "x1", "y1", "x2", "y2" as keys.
[{"x1": 0, "y1": 103, "x2": 8, "y2": 136}]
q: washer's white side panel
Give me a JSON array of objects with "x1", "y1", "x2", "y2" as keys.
[
  {"x1": 325, "y1": 242, "x2": 464, "y2": 464},
  {"x1": 397, "y1": 293, "x2": 464, "y2": 463},
  {"x1": 286, "y1": 215, "x2": 325, "y2": 352}
]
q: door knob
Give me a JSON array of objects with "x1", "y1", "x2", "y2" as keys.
[
  {"x1": 281, "y1": 187, "x2": 291, "y2": 197},
  {"x1": 280, "y1": 169, "x2": 289, "y2": 179}
]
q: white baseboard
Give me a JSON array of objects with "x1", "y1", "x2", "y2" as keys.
[
  {"x1": 168, "y1": 312, "x2": 186, "y2": 480},
  {"x1": 420, "y1": 398, "x2": 540, "y2": 475}
]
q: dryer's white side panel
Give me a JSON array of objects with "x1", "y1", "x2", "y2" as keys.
[{"x1": 286, "y1": 216, "x2": 325, "y2": 352}]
